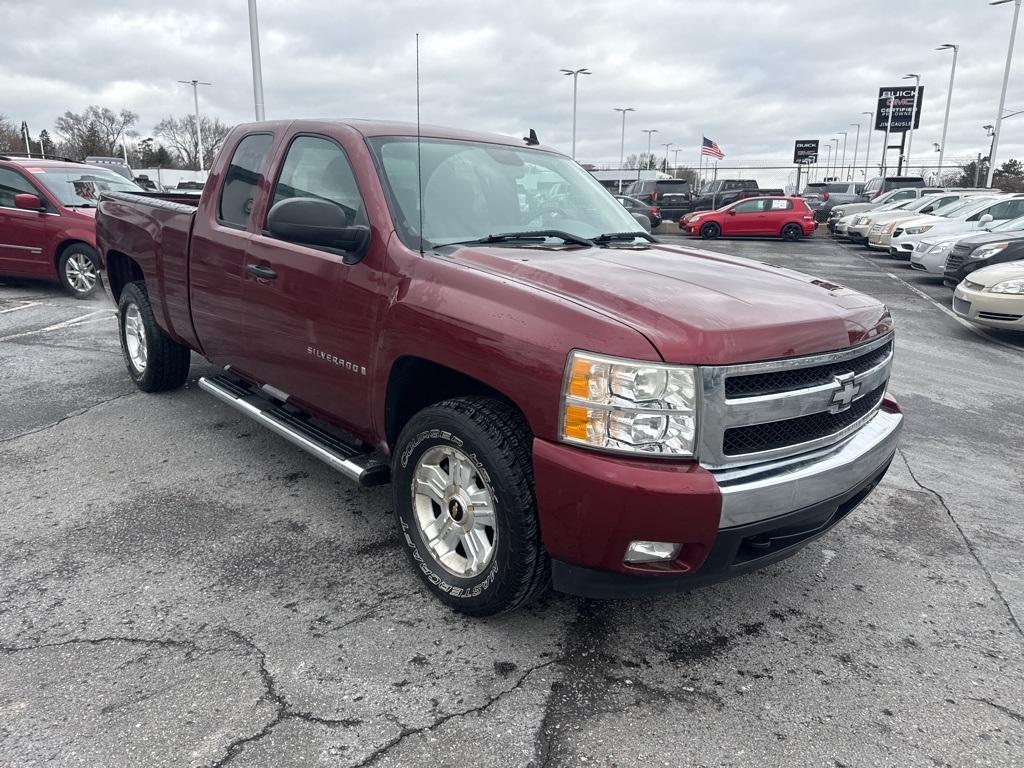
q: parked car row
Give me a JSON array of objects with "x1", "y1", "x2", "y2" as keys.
[{"x1": 828, "y1": 187, "x2": 1024, "y2": 333}]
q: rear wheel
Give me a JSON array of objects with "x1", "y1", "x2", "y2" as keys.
[
  {"x1": 117, "y1": 281, "x2": 191, "y2": 392},
  {"x1": 781, "y1": 223, "x2": 803, "y2": 241},
  {"x1": 57, "y1": 244, "x2": 99, "y2": 298},
  {"x1": 700, "y1": 222, "x2": 721, "y2": 239},
  {"x1": 392, "y1": 397, "x2": 549, "y2": 616}
]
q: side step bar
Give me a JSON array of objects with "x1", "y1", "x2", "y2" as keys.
[{"x1": 198, "y1": 375, "x2": 390, "y2": 487}]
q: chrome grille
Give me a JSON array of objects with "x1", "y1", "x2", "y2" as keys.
[{"x1": 698, "y1": 334, "x2": 894, "y2": 469}]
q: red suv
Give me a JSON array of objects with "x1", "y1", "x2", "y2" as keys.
[
  {"x1": 0, "y1": 155, "x2": 143, "y2": 297},
  {"x1": 680, "y1": 196, "x2": 817, "y2": 241}
]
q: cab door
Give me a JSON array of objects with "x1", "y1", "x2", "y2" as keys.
[
  {"x1": 725, "y1": 199, "x2": 765, "y2": 235},
  {"x1": 189, "y1": 132, "x2": 276, "y2": 370},
  {"x1": 241, "y1": 132, "x2": 383, "y2": 436},
  {"x1": 0, "y1": 167, "x2": 50, "y2": 277}
]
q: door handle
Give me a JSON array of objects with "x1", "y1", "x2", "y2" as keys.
[{"x1": 246, "y1": 263, "x2": 277, "y2": 280}]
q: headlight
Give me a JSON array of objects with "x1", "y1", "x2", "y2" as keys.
[
  {"x1": 990, "y1": 279, "x2": 1024, "y2": 294},
  {"x1": 561, "y1": 351, "x2": 698, "y2": 457},
  {"x1": 862, "y1": 218, "x2": 872, "y2": 226},
  {"x1": 904, "y1": 225, "x2": 933, "y2": 235},
  {"x1": 884, "y1": 222, "x2": 896, "y2": 234},
  {"x1": 970, "y1": 242, "x2": 1009, "y2": 260},
  {"x1": 927, "y1": 241, "x2": 955, "y2": 254}
]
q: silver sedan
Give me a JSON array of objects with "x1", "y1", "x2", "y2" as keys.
[{"x1": 910, "y1": 237, "x2": 959, "y2": 275}]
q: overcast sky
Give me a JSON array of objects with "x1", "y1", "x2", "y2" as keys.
[{"x1": 1, "y1": 0, "x2": 1021, "y2": 183}]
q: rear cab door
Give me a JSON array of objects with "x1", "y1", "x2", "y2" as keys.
[
  {"x1": 240, "y1": 126, "x2": 387, "y2": 438},
  {"x1": 189, "y1": 128, "x2": 280, "y2": 370}
]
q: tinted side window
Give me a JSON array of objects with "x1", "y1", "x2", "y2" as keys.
[
  {"x1": 733, "y1": 200, "x2": 764, "y2": 213},
  {"x1": 271, "y1": 135, "x2": 366, "y2": 226},
  {"x1": 218, "y1": 133, "x2": 274, "y2": 228},
  {"x1": 984, "y1": 198, "x2": 1024, "y2": 221},
  {"x1": 0, "y1": 168, "x2": 37, "y2": 208},
  {"x1": 892, "y1": 190, "x2": 917, "y2": 201}
]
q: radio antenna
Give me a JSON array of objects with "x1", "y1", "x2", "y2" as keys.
[{"x1": 416, "y1": 33, "x2": 424, "y2": 256}]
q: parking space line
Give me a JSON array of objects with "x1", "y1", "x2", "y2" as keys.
[
  {"x1": 0, "y1": 309, "x2": 116, "y2": 342},
  {"x1": 0, "y1": 301, "x2": 42, "y2": 314}
]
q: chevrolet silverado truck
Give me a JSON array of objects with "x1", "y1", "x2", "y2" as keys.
[{"x1": 95, "y1": 119, "x2": 903, "y2": 616}]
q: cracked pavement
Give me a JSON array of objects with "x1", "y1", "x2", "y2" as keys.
[{"x1": 1, "y1": 237, "x2": 1023, "y2": 766}]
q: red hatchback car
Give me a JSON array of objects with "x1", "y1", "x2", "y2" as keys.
[
  {"x1": 0, "y1": 156, "x2": 143, "y2": 297},
  {"x1": 679, "y1": 196, "x2": 817, "y2": 241}
]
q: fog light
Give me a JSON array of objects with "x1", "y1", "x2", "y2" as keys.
[{"x1": 624, "y1": 540, "x2": 682, "y2": 564}]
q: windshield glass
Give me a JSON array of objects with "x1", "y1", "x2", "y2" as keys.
[
  {"x1": 34, "y1": 166, "x2": 142, "y2": 206},
  {"x1": 932, "y1": 198, "x2": 984, "y2": 218},
  {"x1": 369, "y1": 137, "x2": 644, "y2": 247},
  {"x1": 992, "y1": 215, "x2": 1024, "y2": 232},
  {"x1": 946, "y1": 197, "x2": 999, "y2": 219},
  {"x1": 903, "y1": 196, "x2": 945, "y2": 212}
]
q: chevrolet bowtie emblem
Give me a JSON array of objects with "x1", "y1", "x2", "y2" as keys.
[{"x1": 828, "y1": 372, "x2": 861, "y2": 413}]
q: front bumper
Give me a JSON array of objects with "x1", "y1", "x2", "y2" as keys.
[
  {"x1": 535, "y1": 406, "x2": 903, "y2": 598},
  {"x1": 952, "y1": 284, "x2": 1024, "y2": 328},
  {"x1": 910, "y1": 246, "x2": 950, "y2": 275}
]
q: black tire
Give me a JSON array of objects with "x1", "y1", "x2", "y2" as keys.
[
  {"x1": 781, "y1": 223, "x2": 803, "y2": 241},
  {"x1": 392, "y1": 397, "x2": 549, "y2": 616},
  {"x1": 700, "y1": 222, "x2": 721, "y2": 239},
  {"x1": 57, "y1": 244, "x2": 99, "y2": 299},
  {"x1": 117, "y1": 281, "x2": 191, "y2": 392}
]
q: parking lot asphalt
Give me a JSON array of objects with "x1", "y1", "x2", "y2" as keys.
[{"x1": 1, "y1": 235, "x2": 1022, "y2": 768}]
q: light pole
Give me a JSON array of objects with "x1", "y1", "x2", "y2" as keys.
[
  {"x1": 560, "y1": 67, "x2": 591, "y2": 160},
  {"x1": 824, "y1": 142, "x2": 832, "y2": 180},
  {"x1": 661, "y1": 142, "x2": 673, "y2": 172},
  {"x1": 837, "y1": 131, "x2": 848, "y2": 181},
  {"x1": 248, "y1": 0, "x2": 266, "y2": 120},
  {"x1": 639, "y1": 129, "x2": 657, "y2": 185},
  {"x1": 672, "y1": 147, "x2": 681, "y2": 170},
  {"x1": 984, "y1": 124, "x2": 996, "y2": 182},
  {"x1": 862, "y1": 111, "x2": 874, "y2": 179},
  {"x1": 849, "y1": 122, "x2": 861, "y2": 181},
  {"x1": 881, "y1": 96, "x2": 894, "y2": 178},
  {"x1": 178, "y1": 79, "x2": 212, "y2": 174},
  {"x1": 902, "y1": 74, "x2": 920, "y2": 171},
  {"x1": 936, "y1": 43, "x2": 959, "y2": 179},
  {"x1": 829, "y1": 137, "x2": 839, "y2": 179},
  {"x1": 987, "y1": 0, "x2": 1022, "y2": 187},
  {"x1": 613, "y1": 107, "x2": 634, "y2": 192}
]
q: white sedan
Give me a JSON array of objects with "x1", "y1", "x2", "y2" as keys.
[
  {"x1": 912, "y1": 215, "x2": 1024, "y2": 275},
  {"x1": 952, "y1": 261, "x2": 1024, "y2": 331},
  {"x1": 865, "y1": 193, "x2": 967, "y2": 250},
  {"x1": 888, "y1": 196, "x2": 1024, "y2": 256}
]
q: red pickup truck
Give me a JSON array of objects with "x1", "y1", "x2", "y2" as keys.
[{"x1": 95, "y1": 119, "x2": 902, "y2": 615}]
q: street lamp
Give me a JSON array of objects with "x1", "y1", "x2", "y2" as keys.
[
  {"x1": 613, "y1": 107, "x2": 634, "y2": 192},
  {"x1": 177, "y1": 79, "x2": 212, "y2": 174},
  {"x1": 560, "y1": 68, "x2": 591, "y2": 160},
  {"x1": 829, "y1": 137, "x2": 839, "y2": 179},
  {"x1": 248, "y1": 0, "x2": 266, "y2": 120},
  {"x1": 661, "y1": 142, "x2": 673, "y2": 172},
  {"x1": 639, "y1": 129, "x2": 658, "y2": 184},
  {"x1": 824, "y1": 142, "x2": 833, "y2": 180},
  {"x1": 936, "y1": 43, "x2": 959, "y2": 179},
  {"x1": 987, "y1": 0, "x2": 1022, "y2": 187},
  {"x1": 849, "y1": 122, "x2": 861, "y2": 182},
  {"x1": 902, "y1": 74, "x2": 920, "y2": 171},
  {"x1": 837, "y1": 131, "x2": 848, "y2": 181},
  {"x1": 984, "y1": 124, "x2": 996, "y2": 183},
  {"x1": 861, "y1": 111, "x2": 874, "y2": 179}
]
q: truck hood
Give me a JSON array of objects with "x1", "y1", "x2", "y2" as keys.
[{"x1": 445, "y1": 243, "x2": 891, "y2": 365}]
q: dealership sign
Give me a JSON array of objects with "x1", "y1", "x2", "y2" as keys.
[
  {"x1": 793, "y1": 139, "x2": 819, "y2": 163},
  {"x1": 875, "y1": 86, "x2": 924, "y2": 132}
]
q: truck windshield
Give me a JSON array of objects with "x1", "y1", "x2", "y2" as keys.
[
  {"x1": 368, "y1": 137, "x2": 645, "y2": 248},
  {"x1": 35, "y1": 167, "x2": 142, "y2": 207}
]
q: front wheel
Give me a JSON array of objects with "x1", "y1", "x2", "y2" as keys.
[
  {"x1": 700, "y1": 222, "x2": 721, "y2": 239},
  {"x1": 118, "y1": 281, "x2": 191, "y2": 392},
  {"x1": 392, "y1": 397, "x2": 549, "y2": 616},
  {"x1": 781, "y1": 223, "x2": 803, "y2": 241},
  {"x1": 58, "y1": 245, "x2": 99, "y2": 298}
]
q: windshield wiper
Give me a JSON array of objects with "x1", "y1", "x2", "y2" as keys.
[
  {"x1": 443, "y1": 230, "x2": 594, "y2": 248},
  {"x1": 591, "y1": 231, "x2": 656, "y2": 245}
]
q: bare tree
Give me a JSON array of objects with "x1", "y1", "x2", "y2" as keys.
[
  {"x1": 54, "y1": 105, "x2": 138, "y2": 158},
  {"x1": 153, "y1": 115, "x2": 231, "y2": 171},
  {"x1": 0, "y1": 114, "x2": 22, "y2": 153}
]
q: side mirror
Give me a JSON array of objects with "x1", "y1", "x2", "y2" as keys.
[
  {"x1": 14, "y1": 193, "x2": 44, "y2": 211},
  {"x1": 727, "y1": 209, "x2": 737, "y2": 215},
  {"x1": 266, "y1": 197, "x2": 370, "y2": 264},
  {"x1": 631, "y1": 212, "x2": 652, "y2": 233},
  {"x1": 979, "y1": 213, "x2": 994, "y2": 224}
]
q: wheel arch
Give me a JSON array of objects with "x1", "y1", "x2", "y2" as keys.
[
  {"x1": 53, "y1": 239, "x2": 96, "y2": 271},
  {"x1": 104, "y1": 249, "x2": 145, "y2": 302},
  {"x1": 384, "y1": 356, "x2": 529, "y2": 450}
]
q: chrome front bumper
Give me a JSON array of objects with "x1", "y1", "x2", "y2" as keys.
[{"x1": 712, "y1": 408, "x2": 902, "y2": 529}]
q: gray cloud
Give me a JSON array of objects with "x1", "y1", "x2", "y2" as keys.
[{"x1": 1, "y1": 0, "x2": 1021, "y2": 186}]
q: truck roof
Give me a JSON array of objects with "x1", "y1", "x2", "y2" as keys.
[{"x1": 235, "y1": 119, "x2": 561, "y2": 153}]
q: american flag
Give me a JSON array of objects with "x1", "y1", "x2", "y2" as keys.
[{"x1": 701, "y1": 136, "x2": 725, "y2": 159}]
